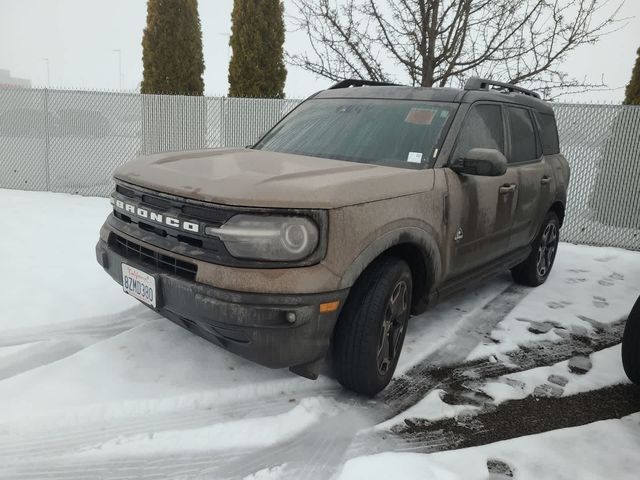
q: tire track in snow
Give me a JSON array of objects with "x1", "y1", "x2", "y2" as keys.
[
  {"x1": 0, "y1": 389, "x2": 341, "y2": 461},
  {"x1": 380, "y1": 284, "x2": 531, "y2": 414},
  {"x1": 183, "y1": 400, "x2": 372, "y2": 480},
  {"x1": 0, "y1": 306, "x2": 155, "y2": 382},
  {"x1": 0, "y1": 305, "x2": 153, "y2": 348},
  {"x1": 169, "y1": 284, "x2": 531, "y2": 480},
  {"x1": 0, "y1": 339, "x2": 84, "y2": 381},
  {"x1": 346, "y1": 317, "x2": 628, "y2": 457},
  {"x1": 391, "y1": 383, "x2": 640, "y2": 453},
  {"x1": 0, "y1": 283, "x2": 528, "y2": 479}
]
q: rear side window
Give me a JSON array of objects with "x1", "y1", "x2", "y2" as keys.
[
  {"x1": 536, "y1": 112, "x2": 560, "y2": 155},
  {"x1": 507, "y1": 107, "x2": 539, "y2": 163},
  {"x1": 453, "y1": 104, "x2": 504, "y2": 159}
]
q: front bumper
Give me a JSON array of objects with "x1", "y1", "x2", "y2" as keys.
[{"x1": 96, "y1": 236, "x2": 349, "y2": 370}]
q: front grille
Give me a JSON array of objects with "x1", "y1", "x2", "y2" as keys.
[
  {"x1": 109, "y1": 233, "x2": 197, "y2": 281},
  {"x1": 115, "y1": 183, "x2": 236, "y2": 226},
  {"x1": 110, "y1": 181, "x2": 328, "y2": 268}
]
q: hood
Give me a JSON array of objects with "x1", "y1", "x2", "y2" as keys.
[{"x1": 114, "y1": 148, "x2": 435, "y2": 209}]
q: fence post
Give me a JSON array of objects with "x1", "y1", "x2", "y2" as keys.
[
  {"x1": 221, "y1": 97, "x2": 226, "y2": 148},
  {"x1": 43, "y1": 88, "x2": 51, "y2": 190}
]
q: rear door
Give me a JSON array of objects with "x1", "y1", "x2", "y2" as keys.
[
  {"x1": 505, "y1": 106, "x2": 550, "y2": 249},
  {"x1": 445, "y1": 102, "x2": 519, "y2": 277}
]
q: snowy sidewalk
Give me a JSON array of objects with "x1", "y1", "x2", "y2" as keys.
[{"x1": 1, "y1": 189, "x2": 639, "y2": 480}]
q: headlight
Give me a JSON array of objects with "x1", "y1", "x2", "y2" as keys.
[{"x1": 205, "y1": 214, "x2": 319, "y2": 261}]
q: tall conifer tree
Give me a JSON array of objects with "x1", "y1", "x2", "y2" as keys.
[
  {"x1": 624, "y1": 47, "x2": 640, "y2": 105},
  {"x1": 228, "y1": 0, "x2": 287, "y2": 98},
  {"x1": 141, "y1": 0, "x2": 205, "y2": 95}
]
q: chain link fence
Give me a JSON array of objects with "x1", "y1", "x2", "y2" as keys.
[
  {"x1": 555, "y1": 103, "x2": 640, "y2": 250},
  {"x1": 0, "y1": 88, "x2": 299, "y2": 197},
  {"x1": 0, "y1": 87, "x2": 638, "y2": 250}
]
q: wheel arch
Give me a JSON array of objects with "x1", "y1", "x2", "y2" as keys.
[{"x1": 337, "y1": 227, "x2": 442, "y2": 315}]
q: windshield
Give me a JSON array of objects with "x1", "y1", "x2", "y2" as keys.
[{"x1": 254, "y1": 98, "x2": 456, "y2": 169}]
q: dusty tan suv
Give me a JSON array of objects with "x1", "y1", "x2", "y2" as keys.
[{"x1": 96, "y1": 78, "x2": 570, "y2": 395}]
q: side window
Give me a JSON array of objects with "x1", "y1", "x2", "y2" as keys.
[
  {"x1": 508, "y1": 107, "x2": 539, "y2": 162},
  {"x1": 453, "y1": 104, "x2": 504, "y2": 160},
  {"x1": 535, "y1": 112, "x2": 560, "y2": 155}
]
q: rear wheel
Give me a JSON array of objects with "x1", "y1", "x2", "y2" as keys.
[
  {"x1": 332, "y1": 256, "x2": 412, "y2": 396},
  {"x1": 512, "y1": 211, "x2": 560, "y2": 287},
  {"x1": 622, "y1": 296, "x2": 640, "y2": 385}
]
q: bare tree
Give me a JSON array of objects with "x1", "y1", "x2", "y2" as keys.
[{"x1": 289, "y1": 0, "x2": 625, "y2": 97}]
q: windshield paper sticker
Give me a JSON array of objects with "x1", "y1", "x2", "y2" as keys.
[
  {"x1": 407, "y1": 152, "x2": 423, "y2": 163},
  {"x1": 405, "y1": 108, "x2": 436, "y2": 125}
]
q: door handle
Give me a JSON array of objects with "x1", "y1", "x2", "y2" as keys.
[
  {"x1": 541, "y1": 175, "x2": 551, "y2": 185},
  {"x1": 499, "y1": 184, "x2": 516, "y2": 195}
]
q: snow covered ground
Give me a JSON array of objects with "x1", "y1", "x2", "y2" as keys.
[
  {"x1": 0, "y1": 188, "x2": 639, "y2": 480},
  {"x1": 340, "y1": 413, "x2": 640, "y2": 480}
]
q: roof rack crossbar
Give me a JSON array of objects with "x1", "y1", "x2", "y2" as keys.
[
  {"x1": 464, "y1": 77, "x2": 541, "y2": 99},
  {"x1": 329, "y1": 79, "x2": 401, "y2": 90}
]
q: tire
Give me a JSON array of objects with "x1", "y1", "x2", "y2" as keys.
[
  {"x1": 622, "y1": 296, "x2": 640, "y2": 385},
  {"x1": 511, "y1": 211, "x2": 560, "y2": 287},
  {"x1": 332, "y1": 256, "x2": 412, "y2": 397}
]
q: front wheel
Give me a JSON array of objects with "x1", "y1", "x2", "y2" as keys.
[
  {"x1": 512, "y1": 211, "x2": 560, "y2": 287},
  {"x1": 332, "y1": 256, "x2": 412, "y2": 397}
]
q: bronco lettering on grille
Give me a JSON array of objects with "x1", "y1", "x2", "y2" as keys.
[{"x1": 112, "y1": 198, "x2": 200, "y2": 234}]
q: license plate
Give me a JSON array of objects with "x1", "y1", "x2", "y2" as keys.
[{"x1": 121, "y1": 263, "x2": 157, "y2": 307}]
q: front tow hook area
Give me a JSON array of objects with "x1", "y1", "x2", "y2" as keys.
[{"x1": 290, "y1": 357, "x2": 325, "y2": 380}]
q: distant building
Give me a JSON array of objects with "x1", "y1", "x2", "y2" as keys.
[{"x1": 0, "y1": 69, "x2": 31, "y2": 88}]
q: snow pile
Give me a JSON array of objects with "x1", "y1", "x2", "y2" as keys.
[{"x1": 243, "y1": 464, "x2": 287, "y2": 480}]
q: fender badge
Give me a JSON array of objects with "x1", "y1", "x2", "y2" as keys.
[{"x1": 454, "y1": 227, "x2": 464, "y2": 242}]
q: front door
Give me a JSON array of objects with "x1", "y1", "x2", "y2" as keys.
[{"x1": 444, "y1": 102, "x2": 518, "y2": 277}]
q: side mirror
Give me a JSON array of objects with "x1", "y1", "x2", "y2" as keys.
[{"x1": 450, "y1": 148, "x2": 507, "y2": 177}]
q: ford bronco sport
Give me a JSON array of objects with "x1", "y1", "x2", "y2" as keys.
[{"x1": 96, "y1": 77, "x2": 570, "y2": 396}]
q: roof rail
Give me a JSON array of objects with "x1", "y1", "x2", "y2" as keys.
[
  {"x1": 464, "y1": 77, "x2": 541, "y2": 99},
  {"x1": 328, "y1": 79, "x2": 401, "y2": 90}
]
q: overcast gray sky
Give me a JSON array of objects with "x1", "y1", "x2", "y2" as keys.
[{"x1": 0, "y1": 0, "x2": 638, "y2": 102}]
